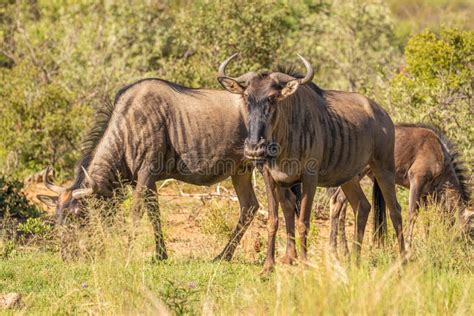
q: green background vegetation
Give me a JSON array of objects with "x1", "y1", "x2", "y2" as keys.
[
  {"x1": 1, "y1": 0, "x2": 472, "y2": 179},
  {"x1": 0, "y1": 0, "x2": 473, "y2": 314}
]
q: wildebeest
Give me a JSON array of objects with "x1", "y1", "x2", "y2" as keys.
[
  {"x1": 37, "y1": 77, "x2": 299, "y2": 261},
  {"x1": 328, "y1": 123, "x2": 471, "y2": 256},
  {"x1": 218, "y1": 54, "x2": 406, "y2": 271}
]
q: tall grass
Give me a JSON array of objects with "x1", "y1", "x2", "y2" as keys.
[{"x1": 0, "y1": 188, "x2": 473, "y2": 314}]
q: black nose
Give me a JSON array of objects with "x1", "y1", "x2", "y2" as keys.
[{"x1": 244, "y1": 138, "x2": 267, "y2": 160}]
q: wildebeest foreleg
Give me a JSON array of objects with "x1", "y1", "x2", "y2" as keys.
[
  {"x1": 277, "y1": 187, "x2": 297, "y2": 264},
  {"x1": 297, "y1": 174, "x2": 318, "y2": 261},
  {"x1": 262, "y1": 169, "x2": 279, "y2": 273},
  {"x1": 214, "y1": 173, "x2": 259, "y2": 261},
  {"x1": 133, "y1": 173, "x2": 167, "y2": 260}
]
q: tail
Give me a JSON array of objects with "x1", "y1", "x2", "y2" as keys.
[
  {"x1": 448, "y1": 150, "x2": 471, "y2": 205},
  {"x1": 291, "y1": 183, "x2": 302, "y2": 218},
  {"x1": 372, "y1": 179, "x2": 387, "y2": 245}
]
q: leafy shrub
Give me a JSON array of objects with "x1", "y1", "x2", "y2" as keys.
[
  {"x1": 17, "y1": 217, "x2": 51, "y2": 239},
  {"x1": 388, "y1": 28, "x2": 474, "y2": 169},
  {"x1": 159, "y1": 0, "x2": 296, "y2": 88},
  {"x1": 0, "y1": 59, "x2": 92, "y2": 178},
  {"x1": 292, "y1": 0, "x2": 399, "y2": 93},
  {"x1": 0, "y1": 176, "x2": 42, "y2": 219},
  {"x1": 0, "y1": 0, "x2": 169, "y2": 178}
]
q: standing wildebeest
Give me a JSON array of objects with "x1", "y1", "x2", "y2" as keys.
[
  {"x1": 328, "y1": 123, "x2": 471, "y2": 256},
  {"x1": 37, "y1": 77, "x2": 299, "y2": 261},
  {"x1": 217, "y1": 54, "x2": 406, "y2": 271}
]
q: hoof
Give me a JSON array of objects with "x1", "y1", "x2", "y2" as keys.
[
  {"x1": 260, "y1": 266, "x2": 274, "y2": 275},
  {"x1": 213, "y1": 252, "x2": 233, "y2": 262},
  {"x1": 152, "y1": 252, "x2": 168, "y2": 262},
  {"x1": 328, "y1": 246, "x2": 338, "y2": 258},
  {"x1": 280, "y1": 254, "x2": 296, "y2": 265},
  {"x1": 261, "y1": 261, "x2": 275, "y2": 275}
]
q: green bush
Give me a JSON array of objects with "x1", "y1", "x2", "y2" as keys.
[
  {"x1": 388, "y1": 28, "x2": 474, "y2": 169},
  {"x1": 0, "y1": 0, "x2": 472, "y2": 183},
  {"x1": 159, "y1": 0, "x2": 296, "y2": 88},
  {"x1": 0, "y1": 0, "x2": 170, "y2": 178},
  {"x1": 0, "y1": 176, "x2": 42, "y2": 219},
  {"x1": 17, "y1": 217, "x2": 51, "y2": 239},
  {"x1": 291, "y1": 0, "x2": 399, "y2": 93},
  {"x1": 0, "y1": 60, "x2": 89, "y2": 177}
]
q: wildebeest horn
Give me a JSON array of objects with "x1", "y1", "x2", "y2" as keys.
[
  {"x1": 296, "y1": 54, "x2": 314, "y2": 84},
  {"x1": 81, "y1": 166, "x2": 93, "y2": 185},
  {"x1": 71, "y1": 187, "x2": 93, "y2": 200},
  {"x1": 218, "y1": 54, "x2": 257, "y2": 86},
  {"x1": 217, "y1": 53, "x2": 239, "y2": 80},
  {"x1": 70, "y1": 166, "x2": 95, "y2": 200},
  {"x1": 43, "y1": 166, "x2": 66, "y2": 194}
]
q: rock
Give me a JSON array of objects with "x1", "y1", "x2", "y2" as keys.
[{"x1": 0, "y1": 293, "x2": 21, "y2": 309}]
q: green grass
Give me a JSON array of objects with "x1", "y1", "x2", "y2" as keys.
[{"x1": 1, "y1": 190, "x2": 473, "y2": 315}]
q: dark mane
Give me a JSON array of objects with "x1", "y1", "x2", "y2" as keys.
[
  {"x1": 397, "y1": 122, "x2": 471, "y2": 203},
  {"x1": 71, "y1": 97, "x2": 115, "y2": 188},
  {"x1": 274, "y1": 64, "x2": 325, "y2": 97},
  {"x1": 72, "y1": 78, "x2": 199, "y2": 188},
  {"x1": 114, "y1": 78, "x2": 200, "y2": 105}
]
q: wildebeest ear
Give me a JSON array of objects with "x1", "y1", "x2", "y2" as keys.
[
  {"x1": 281, "y1": 80, "x2": 300, "y2": 98},
  {"x1": 37, "y1": 194, "x2": 58, "y2": 207},
  {"x1": 218, "y1": 77, "x2": 245, "y2": 94}
]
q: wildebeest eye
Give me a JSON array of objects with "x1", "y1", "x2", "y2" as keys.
[{"x1": 267, "y1": 96, "x2": 274, "y2": 103}]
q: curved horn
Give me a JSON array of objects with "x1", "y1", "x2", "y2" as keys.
[
  {"x1": 81, "y1": 166, "x2": 93, "y2": 186},
  {"x1": 234, "y1": 71, "x2": 257, "y2": 85},
  {"x1": 43, "y1": 166, "x2": 66, "y2": 194},
  {"x1": 71, "y1": 188, "x2": 93, "y2": 200},
  {"x1": 217, "y1": 53, "x2": 239, "y2": 79},
  {"x1": 296, "y1": 54, "x2": 314, "y2": 84}
]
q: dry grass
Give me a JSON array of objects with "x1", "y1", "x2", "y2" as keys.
[{"x1": 1, "y1": 178, "x2": 473, "y2": 314}]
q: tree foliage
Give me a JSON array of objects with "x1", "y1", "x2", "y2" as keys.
[
  {"x1": 159, "y1": 0, "x2": 295, "y2": 87},
  {"x1": 388, "y1": 29, "x2": 473, "y2": 167},
  {"x1": 0, "y1": 0, "x2": 472, "y2": 181}
]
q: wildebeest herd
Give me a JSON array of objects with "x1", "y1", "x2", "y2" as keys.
[{"x1": 37, "y1": 55, "x2": 471, "y2": 272}]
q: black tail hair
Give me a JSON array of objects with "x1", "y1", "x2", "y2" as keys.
[
  {"x1": 449, "y1": 151, "x2": 471, "y2": 205},
  {"x1": 373, "y1": 179, "x2": 387, "y2": 245},
  {"x1": 291, "y1": 183, "x2": 302, "y2": 218}
]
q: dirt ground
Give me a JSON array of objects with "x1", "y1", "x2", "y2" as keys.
[{"x1": 23, "y1": 179, "x2": 356, "y2": 262}]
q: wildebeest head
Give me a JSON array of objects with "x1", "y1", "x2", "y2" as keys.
[
  {"x1": 218, "y1": 54, "x2": 314, "y2": 162},
  {"x1": 37, "y1": 166, "x2": 94, "y2": 224}
]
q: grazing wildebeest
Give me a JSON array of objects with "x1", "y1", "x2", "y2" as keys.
[
  {"x1": 37, "y1": 77, "x2": 299, "y2": 261},
  {"x1": 328, "y1": 123, "x2": 471, "y2": 256},
  {"x1": 217, "y1": 54, "x2": 406, "y2": 271}
]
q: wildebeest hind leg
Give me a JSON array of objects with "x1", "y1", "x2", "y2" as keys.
[
  {"x1": 329, "y1": 187, "x2": 346, "y2": 256},
  {"x1": 338, "y1": 197, "x2": 350, "y2": 258},
  {"x1": 370, "y1": 164, "x2": 406, "y2": 258},
  {"x1": 340, "y1": 178, "x2": 370, "y2": 261},
  {"x1": 214, "y1": 173, "x2": 259, "y2": 261},
  {"x1": 406, "y1": 174, "x2": 426, "y2": 251}
]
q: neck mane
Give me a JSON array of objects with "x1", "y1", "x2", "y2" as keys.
[{"x1": 70, "y1": 96, "x2": 117, "y2": 194}]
